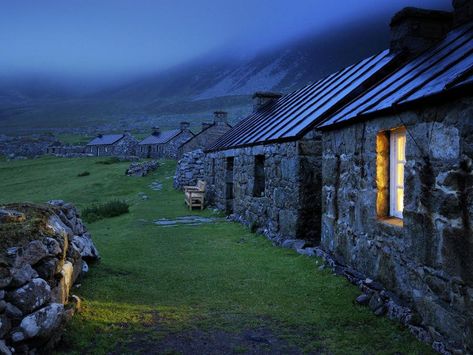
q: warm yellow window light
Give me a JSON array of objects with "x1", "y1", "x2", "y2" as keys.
[{"x1": 390, "y1": 127, "x2": 406, "y2": 219}]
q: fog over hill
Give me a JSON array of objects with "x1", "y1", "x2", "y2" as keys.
[{"x1": 0, "y1": 18, "x2": 390, "y2": 134}]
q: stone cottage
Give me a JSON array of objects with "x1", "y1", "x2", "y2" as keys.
[
  {"x1": 318, "y1": 5, "x2": 473, "y2": 353},
  {"x1": 138, "y1": 122, "x2": 194, "y2": 159},
  {"x1": 85, "y1": 132, "x2": 138, "y2": 157},
  {"x1": 203, "y1": 35, "x2": 406, "y2": 244},
  {"x1": 178, "y1": 111, "x2": 232, "y2": 158}
]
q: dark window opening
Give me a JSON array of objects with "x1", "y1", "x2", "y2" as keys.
[
  {"x1": 211, "y1": 158, "x2": 215, "y2": 184},
  {"x1": 226, "y1": 157, "x2": 234, "y2": 201},
  {"x1": 253, "y1": 155, "x2": 266, "y2": 197}
]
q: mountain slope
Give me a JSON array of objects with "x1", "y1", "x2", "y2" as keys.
[{"x1": 0, "y1": 18, "x2": 390, "y2": 134}]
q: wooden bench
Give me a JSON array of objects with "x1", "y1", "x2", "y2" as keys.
[{"x1": 184, "y1": 180, "x2": 206, "y2": 210}]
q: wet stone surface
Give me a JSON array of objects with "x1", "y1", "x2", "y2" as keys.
[
  {"x1": 154, "y1": 216, "x2": 224, "y2": 227},
  {"x1": 149, "y1": 181, "x2": 163, "y2": 191}
]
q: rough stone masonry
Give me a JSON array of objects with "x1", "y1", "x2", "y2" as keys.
[{"x1": 0, "y1": 200, "x2": 99, "y2": 354}]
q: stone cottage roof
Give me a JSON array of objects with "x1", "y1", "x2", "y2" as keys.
[
  {"x1": 320, "y1": 21, "x2": 473, "y2": 129},
  {"x1": 207, "y1": 49, "x2": 400, "y2": 152},
  {"x1": 87, "y1": 134, "x2": 124, "y2": 146},
  {"x1": 139, "y1": 129, "x2": 183, "y2": 145},
  {"x1": 179, "y1": 121, "x2": 232, "y2": 149}
]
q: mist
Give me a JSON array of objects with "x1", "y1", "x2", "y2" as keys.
[{"x1": 0, "y1": 0, "x2": 451, "y2": 91}]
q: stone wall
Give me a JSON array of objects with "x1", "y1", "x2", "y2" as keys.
[
  {"x1": 204, "y1": 135, "x2": 322, "y2": 243},
  {"x1": 0, "y1": 200, "x2": 99, "y2": 354},
  {"x1": 47, "y1": 145, "x2": 86, "y2": 157},
  {"x1": 173, "y1": 150, "x2": 205, "y2": 189},
  {"x1": 179, "y1": 124, "x2": 232, "y2": 158},
  {"x1": 0, "y1": 135, "x2": 56, "y2": 158},
  {"x1": 321, "y1": 96, "x2": 473, "y2": 353},
  {"x1": 162, "y1": 131, "x2": 194, "y2": 159}
]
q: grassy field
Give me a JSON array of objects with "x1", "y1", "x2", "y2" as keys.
[{"x1": 0, "y1": 157, "x2": 432, "y2": 354}]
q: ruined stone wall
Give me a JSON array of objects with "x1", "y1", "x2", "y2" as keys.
[
  {"x1": 179, "y1": 124, "x2": 232, "y2": 158},
  {"x1": 173, "y1": 149, "x2": 205, "y2": 189},
  {"x1": 0, "y1": 200, "x2": 99, "y2": 353},
  {"x1": 321, "y1": 96, "x2": 473, "y2": 352},
  {"x1": 204, "y1": 137, "x2": 322, "y2": 243}
]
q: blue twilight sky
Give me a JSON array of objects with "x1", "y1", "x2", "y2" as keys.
[{"x1": 0, "y1": 0, "x2": 450, "y2": 83}]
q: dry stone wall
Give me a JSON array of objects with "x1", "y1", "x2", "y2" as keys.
[
  {"x1": 0, "y1": 200, "x2": 99, "y2": 354},
  {"x1": 321, "y1": 96, "x2": 473, "y2": 353},
  {"x1": 173, "y1": 149, "x2": 205, "y2": 189}
]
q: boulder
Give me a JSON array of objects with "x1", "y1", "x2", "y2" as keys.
[
  {"x1": 72, "y1": 234, "x2": 100, "y2": 261},
  {"x1": 15, "y1": 240, "x2": 49, "y2": 266},
  {"x1": 0, "y1": 340, "x2": 12, "y2": 355},
  {"x1": 20, "y1": 303, "x2": 65, "y2": 340},
  {"x1": 7, "y1": 278, "x2": 51, "y2": 314},
  {"x1": 10, "y1": 264, "x2": 38, "y2": 288}
]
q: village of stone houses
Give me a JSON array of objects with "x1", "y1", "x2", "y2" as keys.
[{"x1": 0, "y1": 1, "x2": 472, "y2": 354}]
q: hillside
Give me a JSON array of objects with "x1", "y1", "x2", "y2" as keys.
[{"x1": 0, "y1": 18, "x2": 390, "y2": 135}]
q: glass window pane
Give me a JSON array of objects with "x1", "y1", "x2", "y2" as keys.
[
  {"x1": 397, "y1": 134, "x2": 406, "y2": 161},
  {"x1": 397, "y1": 163, "x2": 404, "y2": 186},
  {"x1": 397, "y1": 187, "x2": 404, "y2": 212}
]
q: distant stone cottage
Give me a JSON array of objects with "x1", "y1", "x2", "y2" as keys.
[
  {"x1": 86, "y1": 132, "x2": 138, "y2": 157},
  {"x1": 178, "y1": 111, "x2": 232, "y2": 158},
  {"x1": 138, "y1": 122, "x2": 194, "y2": 159},
  {"x1": 178, "y1": 2, "x2": 473, "y2": 352}
]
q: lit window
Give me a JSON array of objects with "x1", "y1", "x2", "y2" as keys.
[{"x1": 389, "y1": 128, "x2": 406, "y2": 219}]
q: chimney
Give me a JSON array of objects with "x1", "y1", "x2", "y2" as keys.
[
  {"x1": 97, "y1": 133, "x2": 103, "y2": 138},
  {"x1": 252, "y1": 92, "x2": 282, "y2": 111},
  {"x1": 390, "y1": 7, "x2": 453, "y2": 56},
  {"x1": 453, "y1": 0, "x2": 473, "y2": 26},
  {"x1": 152, "y1": 127, "x2": 160, "y2": 136},
  {"x1": 180, "y1": 122, "x2": 190, "y2": 131},
  {"x1": 213, "y1": 111, "x2": 228, "y2": 125},
  {"x1": 202, "y1": 122, "x2": 212, "y2": 131}
]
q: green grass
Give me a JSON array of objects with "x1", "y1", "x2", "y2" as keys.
[{"x1": 0, "y1": 157, "x2": 433, "y2": 354}]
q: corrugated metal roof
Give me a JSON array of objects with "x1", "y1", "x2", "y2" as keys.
[
  {"x1": 320, "y1": 22, "x2": 473, "y2": 128},
  {"x1": 87, "y1": 134, "x2": 124, "y2": 146},
  {"x1": 139, "y1": 129, "x2": 181, "y2": 145},
  {"x1": 207, "y1": 49, "x2": 399, "y2": 151}
]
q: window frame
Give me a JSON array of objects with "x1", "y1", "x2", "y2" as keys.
[{"x1": 389, "y1": 127, "x2": 406, "y2": 219}]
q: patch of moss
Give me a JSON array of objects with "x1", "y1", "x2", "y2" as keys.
[{"x1": 0, "y1": 202, "x2": 60, "y2": 250}]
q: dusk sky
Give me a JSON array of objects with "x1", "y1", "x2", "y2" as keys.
[{"x1": 0, "y1": 0, "x2": 450, "y2": 83}]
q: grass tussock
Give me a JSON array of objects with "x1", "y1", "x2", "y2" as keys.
[
  {"x1": 77, "y1": 171, "x2": 90, "y2": 177},
  {"x1": 82, "y1": 200, "x2": 129, "y2": 223}
]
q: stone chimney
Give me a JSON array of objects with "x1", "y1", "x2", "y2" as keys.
[
  {"x1": 252, "y1": 92, "x2": 282, "y2": 111},
  {"x1": 213, "y1": 111, "x2": 228, "y2": 125},
  {"x1": 202, "y1": 122, "x2": 212, "y2": 131},
  {"x1": 151, "y1": 127, "x2": 160, "y2": 136},
  {"x1": 390, "y1": 7, "x2": 453, "y2": 56},
  {"x1": 453, "y1": 0, "x2": 473, "y2": 26},
  {"x1": 97, "y1": 133, "x2": 103, "y2": 138},
  {"x1": 180, "y1": 122, "x2": 190, "y2": 131}
]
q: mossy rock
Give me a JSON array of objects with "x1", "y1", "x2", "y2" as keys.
[{"x1": 0, "y1": 203, "x2": 62, "y2": 251}]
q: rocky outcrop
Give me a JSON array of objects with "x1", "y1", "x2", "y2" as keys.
[
  {"x1": 174, "y1": 149, "x2": 205, "y2": 189},
  {"x1": 0, "y1": 200, "x2": 99, "y2": 354},
  {"x1": 125, "y1": 160, "x2": 160, "y2": 177}
]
